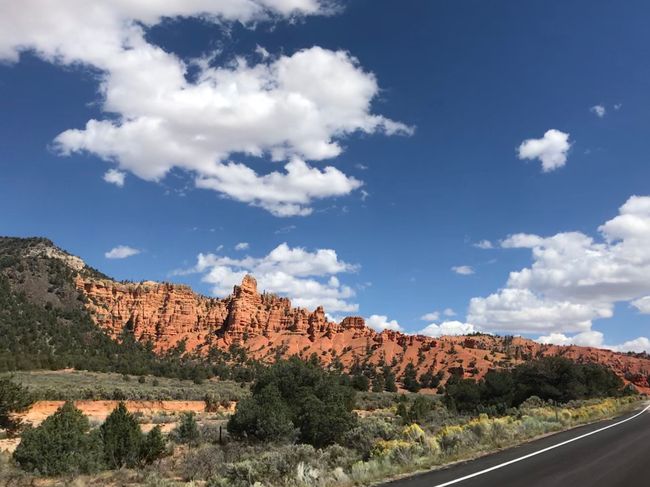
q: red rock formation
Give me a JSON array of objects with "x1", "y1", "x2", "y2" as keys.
[{"x1": 76, "y1": 274, "x2": 650, "y2": 393}]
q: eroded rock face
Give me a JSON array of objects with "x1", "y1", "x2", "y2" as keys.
[
  {"x1": 76, "y1": 274, "x2": 650, "y2": 393},
  {"x1": 76, "y1": 274, "x2": 346, "y2": 350}
]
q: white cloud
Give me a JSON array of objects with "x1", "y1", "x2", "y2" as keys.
[
  {"x1": 609, "y1": 337, "x2": 650, "y2": 354},
  {"x1": 443, "y1": 308, "x2": 456, "y2": 317},
  {"x1": 366, "y1": 314, "x2": 402, "y2": 332},
  {"x1": 474, "y1": 240, "x2": 493, "y2": 249},
  {"x1": 103, "y1": 169, "x2": 126, "y2": 187},
  {"x1": 632, "y1": 296, "x2": 650, "y2": 314},
  {"x1": 420, "y1": 312, "x2": 440, "y2": 321},
  {"x1": 184, "y1": 242, "x2": 359, "y2": 313},
  {"x1": 537, "y1": 331, "x2": 650, "y2": 354},
  {"x1": 235, "y1": 242, "x2": 250, "y2": 251},
  {"x1": 517, "y1": 129, "x2": 571, "y2": 172},
  {"x1": 419, "y1": 321, "x2": 477, "y2": 337},
  {"x1": 590, "y1": 105, "x2": 606, "y2": 118},
  {"x1": 501, "y1": 233, "x2": 545, "y2": 248},
  {"x1": 105, "y1": 245, "x2": 140, "y2": 259},
  {"x1": 469, "y1": 195, "x2": 650, "y2": 335},
  {"x1": 0, "y1": 1, "x2": 411, "y2": 217},
  {"x1": 614, "y1": 103, "x2": 623, "y2": 111},
  {"x1": 536, "y1": 331, "x2": 605, "y2": 348},
  {"x1": 452, "y1": 265, "x2": 474, "y2": 275}
]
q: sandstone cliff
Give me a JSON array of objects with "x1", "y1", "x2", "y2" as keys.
[{"x1": 76, "y1": 274, "x2": 650, "y2": 392}]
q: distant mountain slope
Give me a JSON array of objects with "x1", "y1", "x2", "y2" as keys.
[
  {"x1": 2, "y1": 236, "x2": 649, "y2": 392},
  {"x1": 0, "y1": 237, "x2": 208, "y2": 378}
]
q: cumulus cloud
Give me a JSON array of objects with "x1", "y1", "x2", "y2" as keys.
[
  {"x1": 536, "y1": 331, "x2": 605, "y2": 348},
  {"x1": 452, "y1": 265, "x2": 474, "y2": 275},
  {"x1": 536, "y1": 331, "x2": 650, "y2": 353},
  {"x1": 366, "y1": 315, "x2": 402, "y2": 332},
  {"x1": 105, "y1": 245, "x2": 140, "y2": 259},
  {"x1": 419, "y1": 321, "x2": 477, "y2": 337},
  {"x1": 443, "y1": 308, "x2": 456, "y2": 317},
  {"x1": 590, "y1": 105, "x2": 606, "y2": 118},
  {"x1": 103, "y1": 169, "x2": 126, "y2": 187},
  {"x1": 420, "y1": 312, "x2": 440, "y2": 321},
  {"x1": 182, "y1": 242, "x2": 359, "y2": 313},
  {"x1": 0, "y1": 1, "x2": 410, "y2": 216},
  {"x1": 610, "y1": 337, "x2": 650, "y2": 354},
  {"x1": 235, "y1": 242, "x2": 250, "y2": 251},
  {"x1": 469, "y1": 195, "x2": 650, "y2": 336},
  {"x1": 517, "y1": 129, "x2": 571, "y2": 172}
]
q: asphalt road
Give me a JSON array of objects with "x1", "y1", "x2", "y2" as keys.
[{"x1": 383, "y1": 404, "x2": 650, "y2": 487}]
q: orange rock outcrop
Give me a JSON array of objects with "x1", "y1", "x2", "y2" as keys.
[{"x1": 76, "y1": 275, "x2": 650, "y2": 393}]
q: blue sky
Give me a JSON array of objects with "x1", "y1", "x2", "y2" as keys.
[{"x1": 1, "y1": 0, "x2": 649, "y2": 351}]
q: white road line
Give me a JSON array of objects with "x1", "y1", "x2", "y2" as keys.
[{"x1": 432, "y1": 403, "x2": 650, "y2": 487}]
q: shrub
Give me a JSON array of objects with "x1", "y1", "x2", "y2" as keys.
[
  {"x1": 227, "y1": 385, "x2": 295, "y2": 442},
  {"x1": 13, "y1": 401, "x2": 104, "y2": 475},
  {"x1": 140, "y1": 426, "x2": 166, "y2": 465},
  {"x1": 228, "y1": 357, "x2": 357, "y2": 447},
  {"x1": 182, "y1": 444, "x2": 225, "y2": 481},
  {"x1": 175, "y1": 412, "x2": 200, "y2": 445},
  {"x1": 0, "y1": 378, "x2": 32, "y2": 436},
  {"x1": 343, "y1": 416, "x2": 399, "y2": 459},
  {"x1": 101, "y1": 402, "x2": 143, "y2": 468},
  {"x1": 352, "y1": 374, "x2": 370, "y2": 392}
]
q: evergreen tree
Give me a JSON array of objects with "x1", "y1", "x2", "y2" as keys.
[
  {"x1": 371, "y1": 373, "x2": 385, "y2": 392},
  {"x1": 0, "y1": 378, "x2": 33, "y2": 436},
  {"x1": 14, "y1": 402, "x2": 103, "y2": 475},
  {"x1": 175, "y1": 412, "x2": 200, "y2": 445},
  {"x1": 382, "y1": 366, "x2": 397, "y2": 392},
  {"x1": 139, "y1": 426, "x2": 166, "y2": 465},
  {"x1": 228, "y1": 357, "x2": 357, "y2": 447},
  {"x1": 227, "y1": 385, "x2": 294, "y2": 442},
  {"x1": 402, "y1": 363, "x2": 421, "y2": 392},
  {"x1": 351, "y1": 373, "x2": 370, "y2": 391},
  {"x1": 101, "y1": 402, "x2": 143, "y2": 468}
]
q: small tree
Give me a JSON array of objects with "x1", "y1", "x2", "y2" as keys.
[
  {"x1": 101, "y1": 402, "x2": 142, "y2": 468},
  {"x1": 382, "y1": 366, "x2": 397, "y2": 392},
  {"x1": 371, "y1": 373, "x2": 385, "y2": 393},
  {"x1": 228, "y1": 385, "x2": 294, "y2": 442},
  {"x1": 351, "y1": 374, "x2": 370, "y2": 392},
  {"x1": 0, "y1": 378, "x2": 33, "y2": 436},
  {"x1": 14, "y1": 402, "x2": 103, "y2": 475},
  {"x1": 228, "y1": 357, "x2": 357, "y2": 447},
  {"x1": 140, "y1": 426, "x2": 166, "y2": 465},
  {"x1": 175, "y1": 412, "x2": 200, "y2": 445},
  {"x1": 402, "y1": 363, "x2": 421, "y2": 392}
]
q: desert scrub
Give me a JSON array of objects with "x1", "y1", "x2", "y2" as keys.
[
  {"x1": 340, "y1": 395, "x2": 643, "y2": 486},
  {"x1": 1, "y1": 370, "x2": 249, "y2": 402}
]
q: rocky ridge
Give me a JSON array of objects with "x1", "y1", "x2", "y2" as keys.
[
  {"x1": 76, "y1": 274, "x2": 650, "y2": 392},
  {"x1": 2, "y1": 236, "x2": 649, "y2": 392}
]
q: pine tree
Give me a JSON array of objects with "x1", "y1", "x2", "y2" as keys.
[
  {"x1": 14, "y1": 401, "x2": 103, "y2": 475},
  {"x1": 175, "y1": 412, "x2": 200, "y2": 445},
  {"x1": 382, "y1": 366, "x2": 397, "y2": 392},
  {"x1": 371, "y1": 373, "x2": 385, "y2": 392},
  {"x1": 140, "y1": 426, "x2": 166, "y2": 465},
  {"x1": 0, "y1": 378, "x2": 32, "y2": 436},
  {"x1": 101, "y1": 402, "x2": 143, "y2": 468},
  {"x1": 402, "y1": 363, "x2": 421, "y2": 392}
]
